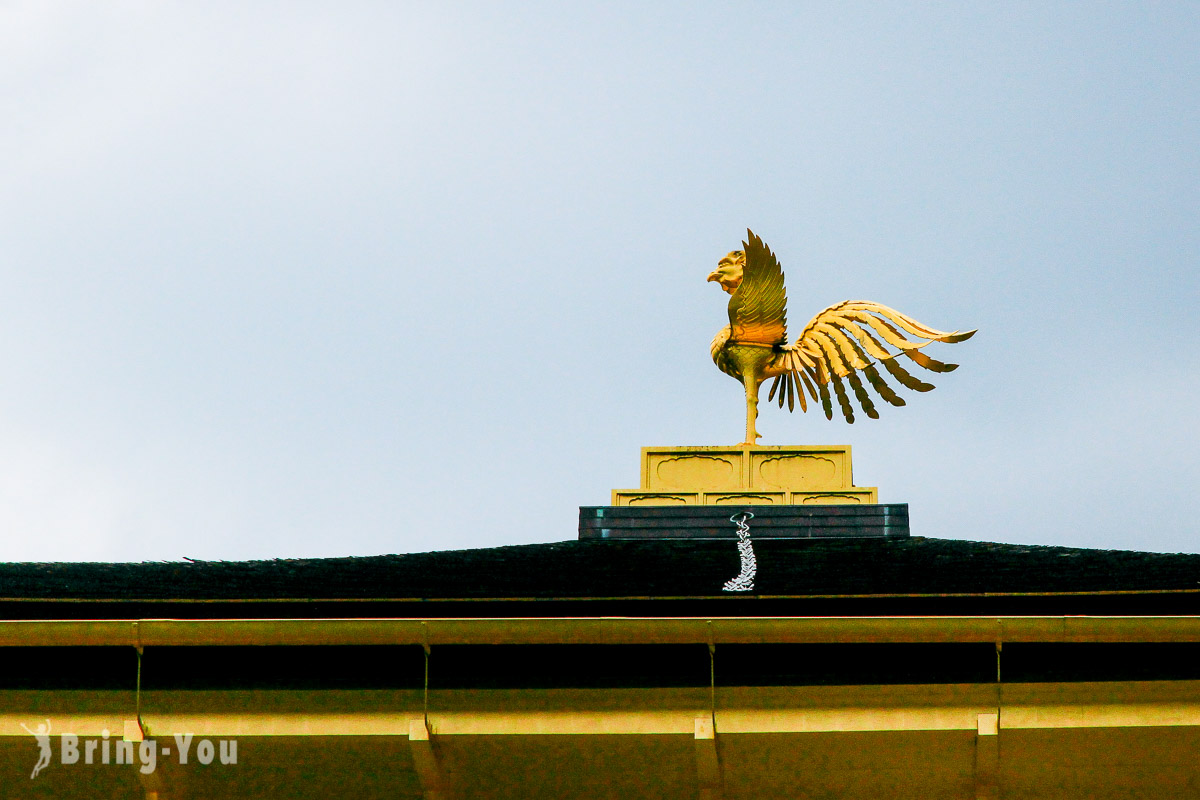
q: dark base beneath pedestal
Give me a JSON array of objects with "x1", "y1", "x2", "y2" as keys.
[{"x1": 578, "y1": 504, "x2": 909, "y2": 540}]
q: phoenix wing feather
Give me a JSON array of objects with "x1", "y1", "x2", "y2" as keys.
[
  {"x1": 728, "y1": 230, "x2": 787, "y2": 345},
  {"x1": 767, "y1": 301, "x2": 976, "y2": 423}
]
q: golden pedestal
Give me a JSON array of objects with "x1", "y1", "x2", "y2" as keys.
[{"x1": 611, "y1": 446, "x2": 877, "y2": 506}]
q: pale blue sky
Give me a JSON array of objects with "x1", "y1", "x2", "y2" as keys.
[{"x1": 1, "y1": 2, "x2": 1196, "y2": 561}]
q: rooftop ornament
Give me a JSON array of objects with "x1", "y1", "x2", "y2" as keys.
[
  {"x1": 598, "y1": 227, "x2": 975, "y2": 522},
  {"x1": 709, "y1": 230, "x2": 976, "y2": 445},
  {"x1": 721, "y1": 511, "x2": 757, "y2": 592}
]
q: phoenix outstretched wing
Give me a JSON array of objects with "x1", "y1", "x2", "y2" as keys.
[
  {"x1": 728, "y1": 231, "x2": 788, "y2": 345},
  {"x1": 767, "y1": 301, "x2": 976, "y2": 423}
]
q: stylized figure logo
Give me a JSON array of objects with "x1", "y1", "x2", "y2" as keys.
[{"x1": 21, "y1": 719, "x2": 52, "y2": 779}]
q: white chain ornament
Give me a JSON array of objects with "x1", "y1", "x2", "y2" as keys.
[{"x1": 722, "y1": 511, "x2": 756, "y2": 592}]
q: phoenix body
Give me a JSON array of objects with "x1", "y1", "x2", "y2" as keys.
[{"x1": 709, "y1": 231, "x2": 976, "y2": 445}]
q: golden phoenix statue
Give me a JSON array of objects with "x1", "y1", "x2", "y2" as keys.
[{"x1": 709, "y1": 230, "x2": 976, "y2": 445}]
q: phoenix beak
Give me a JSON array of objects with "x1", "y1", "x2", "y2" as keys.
[{"x1": 706, "y1": 271, "x2": 721, "y2": 283}]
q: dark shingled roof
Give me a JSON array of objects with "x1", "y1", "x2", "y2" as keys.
[{"x1": 1, "y1": 537, "x2": 1199, "y2": 619}]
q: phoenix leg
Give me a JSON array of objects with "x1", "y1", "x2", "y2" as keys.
[
  {"x1": 727, "y1": 343, "x2": 773, "y2": 446},
  {"x1": 742, "y1": 378, "x2": 763, "y2": 446}
]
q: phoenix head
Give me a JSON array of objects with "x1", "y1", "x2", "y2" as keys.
[{"x1": 707, "y1": 250, "x2": 746, "y2": 295}]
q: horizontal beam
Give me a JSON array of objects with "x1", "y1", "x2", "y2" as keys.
[
  {"x1": 3, "y1": 704, "x2": 1200, "y2": 737},
  {"x1": 0, "y1": 616, "x2": 1199, "y2": 647},
  {"x1": 0, "y1": 682, "x2": 1199, "y2": 736}
]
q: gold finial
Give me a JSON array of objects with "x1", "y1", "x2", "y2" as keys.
[{"x1": 709, "y1": 230, "x2": 976, "y2": 445}]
